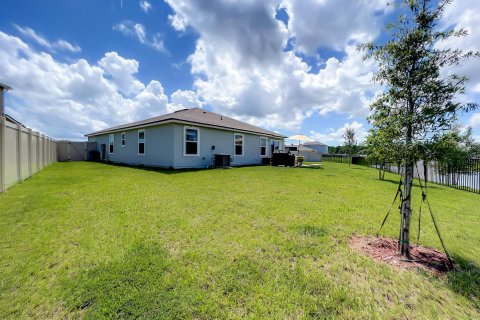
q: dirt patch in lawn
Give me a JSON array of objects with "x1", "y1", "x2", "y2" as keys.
[{"x1": 349, "y1": 236, "x2": 453, "y2": 275}]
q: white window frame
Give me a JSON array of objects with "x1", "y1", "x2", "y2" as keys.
[
  {"x1": 260, "y1": 137, "x2": 268, "y2": 157},
  {"x1": 109, "y1": 133, "x2": 114, "y2": 154},
  {"x1": 138, "y1": 129, "x2": 145, "y2": 155},
  {"x1": 121, "y1": 132, "x2": 126, "y2": 147},
  {"x1": 272, "y1": 140, "x2": 281, "y2": 152},
  {"x1": 183, "y1": 126, "x2": 200, "y2": 156},
  {"x1": 234, "y1": 133, "x2": 244, "y2": 156}
]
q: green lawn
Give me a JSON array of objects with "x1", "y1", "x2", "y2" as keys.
[{"x1": 0, "y1": 162, "x2": 479, "y2": 319}]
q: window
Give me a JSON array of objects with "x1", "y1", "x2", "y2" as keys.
[
  {"x1": 138, "y1": 130, "x2": 145, "y2": 155},
  {"x1": 184, "y1": 127, "x2": 199, "y2": 156},
  {"x1": 234, "y1": 133, "x2": 244, "y2": 156},
  {"x1": 121, "y1": 132, "x2": 126, "y2": 147},
  {"x1": 109, "y1": 134, "x2": 114, "y2": 154},
  {"x1": 273, "y1": 140, "x2": 280, "y2": 151},
  {"x1": 260, "y1": 137, "x2": 267, "y2": 156}
]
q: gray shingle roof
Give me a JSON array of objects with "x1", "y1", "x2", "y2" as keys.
[
  {"x1": 85, "y1": 108, "x2": 286, "y2": 138},
  {"x1": 0, "y1": 82, "x2": 12, "y2": 91},
  {"x1": 303, "y1": 141, "x2": 327, "y2": 146}
]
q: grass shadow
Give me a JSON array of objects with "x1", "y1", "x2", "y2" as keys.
[
  {"x1": 446, "y1": 255, "x2": 480, "y2": 310},
  {"x1": 294, "y1": 225, "x2": 329, "y2": 237},
  {"x1": 299, "y1": 165, "x2": 324, "y2": 170},
  {"x1": 61, "y1": 240, "x2": 210, "y2": 318},
  {"x1": 371, "y1": 176, "x2": 443, "y2": 190},
  {"x1": 91, "y1": 161, "x2": 214, "y2": 175},
  {"x1": 90, "y1": 161, "x2": 279, "y2": 175}
]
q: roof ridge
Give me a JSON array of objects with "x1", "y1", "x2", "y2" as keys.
[{"x1": 85, "y1": 107, "x2": 285, "y2": 138}]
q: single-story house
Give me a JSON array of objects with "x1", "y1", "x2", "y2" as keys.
[
  {"x1": 302, "y1": 141, "x2": 329, "y2": 154},
  {"x1": 285, "y1": 145, "x2": 322, "y2": 162},
  {"x1": 85, "y1": 108, "x2": 286, "y2": 169}
]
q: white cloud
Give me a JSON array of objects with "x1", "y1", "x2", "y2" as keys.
[
  {"x1": 469, "y1": 113, "x2": 480, "y2": 129},
  {"x1": 438, "y1": 0, "x2": 480, "y2": 93},
  {"x1": 139, "y1": 0, "x2": 152, "y2": 13},
  {"x1": 167, "y1": 90, "x2": 204, "y2": 112},
  {"x1": 54, "y1": 39, "x2": 81, "y2": 53},
  {"x1": 168, "y1": 14, "x2": 188, "y2": 32},
  {"x1": 165, "y1": 0, "x2": 383, "y2": 132},
  {"x1": 98, "y1": 52, "x2": 145, "y2": 95},
  {"x1": 151, "y1": 33, "x2": 166, "y2": 53},
  {"x1": 113, "y1": 21, "x2": 166, "y2": 53},
  {"x1": 309, "y1": 121, "x2": 368, "y2": 146},
  {"x1": 0, "y1": 31, "x2": 192, "y2": 140},
  {"x1": 280, "y1": 0, "x2": 390, "y2": 55},
  {"x1": 14, "y1": 24, "x2": 81, "y2": 53}
]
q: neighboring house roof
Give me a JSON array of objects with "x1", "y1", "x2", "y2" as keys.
[
  {"x1": 0, "y1": 82, "x2": 12, "y2": 91},
  {"x1": 303, "y1": 141, "x2": 327, "y2": 146},
  {"x1": 85, "y1": 107, "x2": 286, "y2": 138},
  {"x1": 4, "y1": 114, "x2": 24, "y2": 127},
  {"x1": 286, "y1": 145, "x2": 319, "y2": 153}
]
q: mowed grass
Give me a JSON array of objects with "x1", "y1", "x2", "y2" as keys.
[{"x1": 0, "y1": 162, "x2": 479, "y2": 319}]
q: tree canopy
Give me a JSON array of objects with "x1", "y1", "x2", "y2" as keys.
[{"x1": 359, "y1": 0, "x2": 479, "y2": 257}]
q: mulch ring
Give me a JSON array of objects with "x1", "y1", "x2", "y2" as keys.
[{"x1": 349, "y1": 235, "x2": 453, "y2": 276}]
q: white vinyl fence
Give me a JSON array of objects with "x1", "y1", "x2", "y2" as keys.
[{"x1": 0, "y1": 115, "x2": 57, "y2": 192}]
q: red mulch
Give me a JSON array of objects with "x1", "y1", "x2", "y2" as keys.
[{"x1": 349, "y1": 235, "x2": 453, "y2": 275}]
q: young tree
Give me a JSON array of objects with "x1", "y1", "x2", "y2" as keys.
[
  {"x1": 343, "y1": 127, "x2": 357, "y2": 166},
  {"x1": 365, "y1": 128, "x2": 403, "y2": 180},
  {"x1": 360, "y1": 0, "x2": 478, "y2": 257}
]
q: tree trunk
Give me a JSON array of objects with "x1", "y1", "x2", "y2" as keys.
[
  {"x1": 423, "y1": 161, "x2": 428, "y2": 195},
  {"x1": 400, "y1": 161, "x2": 413, "y2": 257},
  {"x1": 400, "y1": 95, "x2": 414, "y2": 258}
]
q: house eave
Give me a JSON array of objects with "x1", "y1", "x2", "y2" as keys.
[{"x1": 85, "y1": 119, "x2": 286, "y2": 139}]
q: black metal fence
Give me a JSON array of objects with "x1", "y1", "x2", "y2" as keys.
[
  {"x1": 324, "y1": 155, "x2": 480, "y2": 194},
  {"x1": 323, "y1": 154, "x2": 351, "y2": 163},
  {"x1": 429, "y1": 159, "x2": 480, "y2": 193},
  {"x1": 323, "y1": 154, "x2": 369, "y2": 165},
  {"x1": 374, "y1": 159, "x2": 480, "y2": 194}
]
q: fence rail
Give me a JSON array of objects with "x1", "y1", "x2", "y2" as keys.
[
  {"x1": 323, "y1": 154, "x2": 351, "y2": 163},
  {"x1": 374, "y1": 160, "x2": 480, "y2": 194},
  {"x1": 0, "y1": 116, "x2": 57, "y2": 192},
  {"x1": 324, "y1": 154, "x2": 480, "y2": 194}
]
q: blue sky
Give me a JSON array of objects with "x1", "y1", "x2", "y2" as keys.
[{"x1": 0, "y1": 0, "x2": 479, "y2": 143}]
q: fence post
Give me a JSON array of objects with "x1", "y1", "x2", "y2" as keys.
[
  {"x1": 46, "y1": 137, "x2": 50, "y2": 165},
  {"x1": 41, "y1": 134, "x2": 45, "y2": 169},
  {"x1": 17, "y1": 123, "x2": 22, "y2": 182},
  {"x1": 35, "y1": 132, "x2": 40, "y2": 172},
  {"x1": 0, "y1": 116, "x2": 4, "y2": 192},
  {"x1": 28, "y1": 129, "x2": 32, "y2": 176}
]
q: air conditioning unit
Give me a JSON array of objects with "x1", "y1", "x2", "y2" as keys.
[{"x1": 213, "y1": 154, "x2": 231, "y2": 167}]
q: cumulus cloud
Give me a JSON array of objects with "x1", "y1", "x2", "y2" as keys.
[
  {"x1": 167, "y1": 90, "x2": 204, "y2": 112},
  {"x1": 98, "y1": 52, "x2": 145, "y2": 95},
  {"x1": 139, "y1": 0, "x2": 152, "y2": 13},
  {"x1": 14, "y1": 24, "x2": 81, "y2": 53},
  {"x1": 113, "y1": 21, "x2": 166, "y2": 53},
  {"x1": 280, "y1": 0, "x2": 390, "y2": 55},
  {"x1": 168, "y1": 14, "x2": 188, "y2": 32},
  {"x1": 469, "y1": 113, "x2": 480, "y2": 129},
  {"x1": 164, "y1": 0, "x2": 383, "y2": 132},
  {"x1": 0, "y1": 31, "x2": 192, "y2": 139},
  {"x1": 309, "y1": 121, "x2": 368, "y2": 146},
  {"x1": 438, "y1": 0, "x2": 480, "y2": 93}
]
